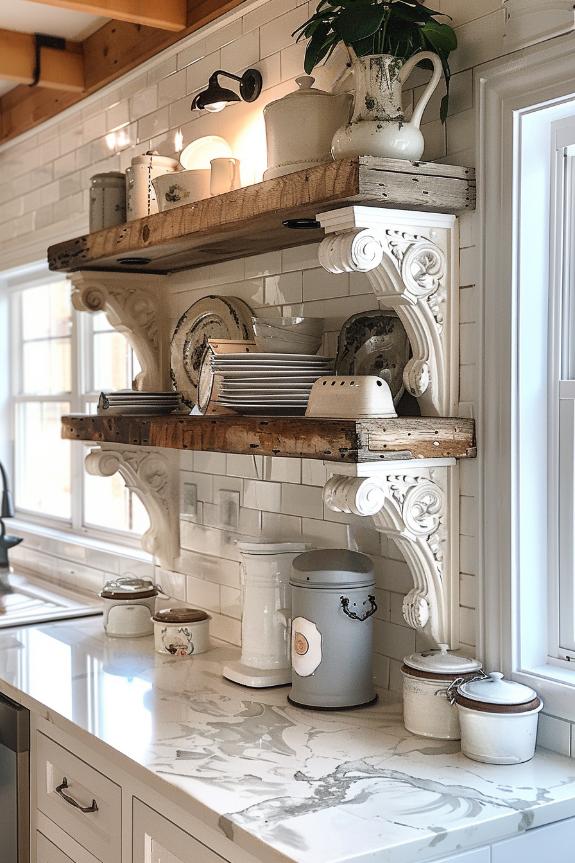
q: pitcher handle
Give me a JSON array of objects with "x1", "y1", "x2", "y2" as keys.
[{"x1": 399, "y1": 51, "x2": 443, "y2": 130}]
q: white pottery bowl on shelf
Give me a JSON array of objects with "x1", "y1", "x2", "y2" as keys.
[
  {"x1": 305, "y1": 375, "x2": 397, "y2": 419},
  {"x1": 152, "y1": 169, "x2": 210, "y2": 211},
  {"x1": 252, "y1": 316, "x2": 324, "y2": 354}
]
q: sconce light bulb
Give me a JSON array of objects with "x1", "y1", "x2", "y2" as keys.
[{"x1": 205, "y1": 101, "x2": 228, "y2": 113}]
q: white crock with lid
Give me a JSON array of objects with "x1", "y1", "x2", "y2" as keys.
[
  {"x1": 152, "y1": 607, "x2": 211, "y2": 656},
  {"x1": 454, "y1": 672, "x2": 543, "y2": 764},
  {"x1": 401, "y1": 644, "x2": 482, "y2": 740},
  {"x1": 100, "y1": 576, "x2": 159, "y2": 638},
  {"x1": 263, "y1": 76, "x2": 352, "y2": 180}
]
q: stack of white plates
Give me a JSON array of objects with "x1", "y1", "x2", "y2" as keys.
[
  {"x1": 98, "y1": 390, "x2": 182, "y2": 416},
  {"x1": 210, "y1": 353, "x2": 333, "y2": 414}
]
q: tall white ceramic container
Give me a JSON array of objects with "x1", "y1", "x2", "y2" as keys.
[
  {"x1": 222, "y1": 541, "x2": 309, "y2": 688},
  {"x1": 89, "y1": 172, "x2": 126, "y2": 231},
  {"x1": 126, "y1": 152, "x2": 179, "y2": 221}
]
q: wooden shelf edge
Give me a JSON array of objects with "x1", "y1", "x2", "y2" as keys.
[
  {"x1": 48, "y1": 158, "x2": 476, "y2": 275},
  {"x1": 62, "y1": 414, "x2": 477, "y2": 464}
]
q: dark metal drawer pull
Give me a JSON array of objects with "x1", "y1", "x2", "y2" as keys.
[{"x1": 55, "y1": 777, "x2": 98, "y2": 813}]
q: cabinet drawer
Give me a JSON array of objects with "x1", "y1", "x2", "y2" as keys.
[
  {"x1": 36, "y1": 732, "x2": 121, "y2": 863},
  {"x1": 133, "y1": 800, "x2": 227, "y2": 863},
  {"x1": 36, "y1": 832, "x2": 75, "y2": 863}
]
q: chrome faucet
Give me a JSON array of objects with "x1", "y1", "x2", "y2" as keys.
[{"x1": 0, "y1": 462, "x2": 22, "y2": 572}]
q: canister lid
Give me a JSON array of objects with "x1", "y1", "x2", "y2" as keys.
[
  {"x1": 264, "y1": 76, "x2": 332, "y2": 112},
  {"x1": 403, "y1": 644, "x2": 482, "y2": 677},
  {"x1": 290, "y1": 549, "x2": 374, "y2": 589},
  {"x1": 131, "y1": 151, "x2": 179, "y2": 169},
  {"x1": 457, "y1": 672, "x2": 538, "y2": 706},
  {"x1": 152, "y1": 607, "x2": 210, "y2": 624},
  {"x1": 100, "y1": 576, "x2": 158, "y2": 600}
]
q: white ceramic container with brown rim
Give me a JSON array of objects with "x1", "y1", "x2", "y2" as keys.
[
  {"x1": 126, "y1": 152, "x2": 179, "y2": 220},
  {"x1": 99, "y1": 576, "x2": 159, "y2": 638},
  {"x1": 401, "y1": 644, "x2": 482, "y2": 740},
  {"x1": 454, "y1": 672, "x2": 543, "y2": 764},
  {"x1": 152, "y1": 607, "x2": 211, "y2": 656}
]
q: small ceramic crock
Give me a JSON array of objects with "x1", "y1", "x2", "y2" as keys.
[
  {"x1": 401, "y1": 644, "x2": 482, "y2": 740},
  {"x1": 99, "y1": 576, "x2": 159, "y2": 638},
  {"x1": 152, "y1": 607, "x2": 211, "y2": 657},
  {"x1": 453, "y1": 672, "x2": 543, "y2": 764}
]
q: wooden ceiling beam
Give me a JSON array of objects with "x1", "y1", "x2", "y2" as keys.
[
  {"x1": 29, "y1": 0, "x2": 187, "y2": 32},
  {"x1": 0, "y1": 0, "x2": 244, "y2": 145},
  {"x1": 0, "y1": 29, "x2": 84, "y2": 91}
]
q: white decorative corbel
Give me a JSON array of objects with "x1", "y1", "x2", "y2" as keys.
[
  {"x1": 317, "y1": 206, "x2": 458, "y2": 416},
  {"x1": 69, "y1": 270, "x2": 170, "y2": 392},
  {"x1": 324, "y1": 459, "x2": 459, "y2": 647},
  {"x1": 85, "y1": 444, "x2": 179, "y2": 569}
]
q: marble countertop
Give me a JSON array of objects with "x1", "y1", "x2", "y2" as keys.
[{"x1": 1, "y1": 617, "x2": 575, "y2": 863}]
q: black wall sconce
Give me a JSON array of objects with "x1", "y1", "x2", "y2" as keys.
[{"x1": 192, "y1": 68, "x2": 263, "y2": 113}]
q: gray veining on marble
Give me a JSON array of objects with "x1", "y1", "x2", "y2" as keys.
[{"x1": 1, "y1": 618, "x2": 575, "y2": 863}]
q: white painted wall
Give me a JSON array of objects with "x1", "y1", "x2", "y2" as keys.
[{"x1": 0, "y1": 0, "x2": 572, "y2": 753}]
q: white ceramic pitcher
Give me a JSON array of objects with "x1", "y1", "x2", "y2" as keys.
[{"x1": 331, "y1": 51, "x2": 443, "y2": 161}]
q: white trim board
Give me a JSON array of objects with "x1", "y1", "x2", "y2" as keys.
[{"x1": 477, "y1": 32, "x2": 575, "y2": 719}]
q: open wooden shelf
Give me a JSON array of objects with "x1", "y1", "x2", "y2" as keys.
[
  {"x1": 48, "y1": 158, "x2": 475, "y2": 276},
  {"x1": 61, "y1": 414, "x2": 476, "y2": 463}
]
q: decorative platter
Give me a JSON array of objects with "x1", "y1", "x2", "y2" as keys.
[
  {"x1": 335, "y1": 310, "x2": 410, "y2": 405},
  {"x1": 170, "y1": 296, "x2": 254, "y2": 408}
]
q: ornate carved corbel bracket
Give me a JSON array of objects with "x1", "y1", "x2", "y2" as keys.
[
  {"x1": 324, "y1": 459, "x2": 458, "y2": 646},
  {"x1": 69, "y1": 270, "x2": 169, "y2": 392},
  {"x1": 85, "y1": 444, "x2": 179, "y2": 569},
  {"x1": 317, "y1": 206, "x2": 458, "y2": 417}
]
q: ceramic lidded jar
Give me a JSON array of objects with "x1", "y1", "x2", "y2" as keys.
[
  {"x1": 126, "y1": 151, "x2": 179, "y2": 220},
  {"x1": 100, "y1": 576, "x2": 159, "y2": 638},
  {"x1": 263, "y1": 76, "x2": 352, "y2": 180},
  {"x1": 454, "y1": 672, "x2": 543, "y2": 764},
  {"x1": 401, "y1": 645, "x2": 482, "y2": 740},
  {"x1": 152, "y1": 607, "x2": 211, "y2": 656}
]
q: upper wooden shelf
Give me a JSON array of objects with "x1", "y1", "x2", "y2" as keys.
[
  {"x1": 61, "y1": 414, "x2": 476, "y2": 463},
  {"x1": 48, "y1": 157, "x2": 475, "y2": 276}
]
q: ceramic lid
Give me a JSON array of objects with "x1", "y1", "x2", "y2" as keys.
[
  {"x1": 457, "y1": 671, "x2": 537, "y2": 705},
  {"x1": 290, "y1": 548, "x2": 374, "y2": 589},
  {"x1": 100, "y1": 576, "x2": 158, "y2": 600},
  {"x1": 152, "y1": 607, "x2": 210, "y2": 624},
  {"x1": 264, "y1": 76, "x2": 333, "y2": 112},
  {"x1": 131, "y1": 150, "x2": 178, "y2": 168},
  {"x1": 403, "y1": 644, "x2": 482, "y2": 676}
]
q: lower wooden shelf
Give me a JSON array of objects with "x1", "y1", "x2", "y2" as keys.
[{"x1": 61, "y1": 414, "x2": 476, "y2": 463}]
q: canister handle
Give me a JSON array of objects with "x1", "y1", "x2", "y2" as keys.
[{"x1": 340, "y1": 594, "x2": 377, "y2": 622}]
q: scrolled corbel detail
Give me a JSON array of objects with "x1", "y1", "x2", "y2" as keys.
[
  {"x1": 69, "y1": 270, "x2": 169, "y2": 392},
  {"x1": 324, "y1": 466, "x2": 451, "y2": 645},
  {"x1": 85, "y1": 444, "x2": 179, "y2": 569},
  {"x1": 317, "y1": 208, "x2": 457, "y2": 416}
]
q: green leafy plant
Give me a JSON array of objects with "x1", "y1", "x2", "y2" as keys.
[{"x1": 293, "y1": 0, "x2": 457, "y2": 122}]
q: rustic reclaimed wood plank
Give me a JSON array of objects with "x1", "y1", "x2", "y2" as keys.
[
  {"x1": 61, "y1": 414, "x2": 477, "y2": 462},
  {"x1": 48, "y1": 158, "x2": 476, "y2": 275}
]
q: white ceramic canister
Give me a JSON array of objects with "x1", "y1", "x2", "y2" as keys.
[
  {"x1": 210, "y1": 157, "x2": 241, "y2": 196},
  {"x1": 125, "y1": 152, "x2": 179, "y2": 221},
  {"x1": 454, "y1": 672, "x2": 543, "y2": 764},
  {"x1": 152, "y1": 607, "x2": 211, "y2": 656},
  {"x1": 99, "y1": 576, "x2": 159, "y2": 638},
  {"x1": 401, "y1": 645, "x2": 482, "y2": 740},
  {"x1": 263, "y1": 76, "x2": 352, "y2": 180},
  {"x1": 89, "y1": 172, "x2": 126, "y2": 231}
]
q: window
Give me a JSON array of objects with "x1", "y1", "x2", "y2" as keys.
[{"x1": 10, "y1": 274, "x2": 148, "y2": 540}]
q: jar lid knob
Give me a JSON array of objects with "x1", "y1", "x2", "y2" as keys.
[
  {"x1": 488, "y1": 671, "x2": 504, "y2": 681},
  {"x1": 437, "y1": 643, "x2": 449, "y2": 654},
  {"x1": 296, "y1": 75, "x2": 315, "y2": 90}
]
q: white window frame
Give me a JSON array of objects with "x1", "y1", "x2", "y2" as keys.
[
  {"x1": 478, "y1": 34, "x2": 575, "y2": 719},
  {"x1": 3, "y1": 262, "x2": 145, "y2": 552}
]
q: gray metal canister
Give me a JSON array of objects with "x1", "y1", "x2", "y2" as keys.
[{"x1": 289, "y1": 549, "x2": 377, "y2": 709}]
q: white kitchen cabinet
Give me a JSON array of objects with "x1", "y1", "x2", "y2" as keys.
[
  {"x1": 132, "y1": 799, "x2": 228, "y2": 863},
  {"x1": 36, "y1": 832, "x2": 75, "y2": 863},
  {"x1": 35, "y1": 731, "x2": 122, "y2": 863},
  {"x1": 491, "y1": 817, "x2": 575, "y2": 862}
]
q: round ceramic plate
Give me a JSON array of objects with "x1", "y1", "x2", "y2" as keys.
[
  {"x1": 335, "y1": 310, "x2": 410, "y2": 406},
  {"x1": 171, "y1": 296, "x2": 254, "y2": 408}
]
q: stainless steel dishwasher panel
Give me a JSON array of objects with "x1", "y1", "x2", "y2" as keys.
[{"x1": 0, "y1": 692, "x2": 30, "y2": 863}]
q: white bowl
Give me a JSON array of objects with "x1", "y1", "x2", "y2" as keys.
[
  {"x1": 252, "y1": 317, "x2": 324, "y2": 354},
  {"x1": 152, "y1": 169, "x2": 210, "y2": 211}
]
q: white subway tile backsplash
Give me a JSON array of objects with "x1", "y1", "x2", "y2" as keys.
[
  {"x1": 138, "y1": 106, "x2": 170, "y2": 141},
  {"x1": 130, "y1": 86, "x2": 158, "y2": 120},
  {"x1": 282, "y1": 483, "x2": 323, "y2": 518},
  {"x1": 260, "y1": 6, "x2": 308, "y2": 57},
  {"x1": 158, "y1": 69, "x2": 187, "y2": 106},
  {"x1": 243, "y1": 479, "x2": 282, "y2": 512},
  {"x1": 221, "y1": 29, "x2": 260, "y2": 73},
  {"x1": 186, "y1": 51, "x2": 222, "y2": 93}
]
